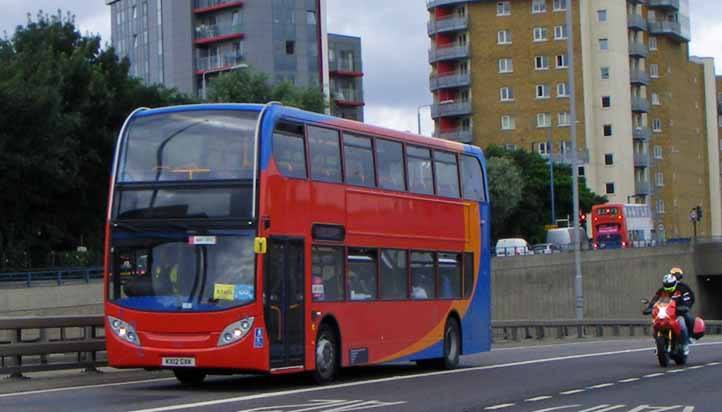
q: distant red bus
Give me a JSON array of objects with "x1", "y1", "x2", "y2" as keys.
[
  {"x1": 104, "y1": 103, "x2": 491, "y2": 384},
  {"x1": 591, "y1": 203, "x2": 653, "y2": 249}
]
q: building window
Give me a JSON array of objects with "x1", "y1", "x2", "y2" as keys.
[
  {"x1": 558, "y1": 112, "x2": 570, "y2": 127},
  {"x1": 557, "y1": 82, "x2": 568, "y2": 97},
  {"x1": 306, "y1": 10, "x2": 317, "y2": 25},
  {"x1": 718, "y1": 115, "x2": 722, "y2": 129},
  {"x1": 578, "y1": 166, "x2": 585, "y2": 176},
  {"x1": 498, "y1": 58, "x2": 513, "y2": 73},
  {"x1": 604, "y1": 153, "x2": 614, "y2": 165},
  {"x1": 603, "y1": 124, "x2": 613, "y2": 136},
  {"x1": 133, "y1": 34, "x2": 138, "y2": 48},
  {"x1": 650, "y1": 64, "x2": 659, "y2": 78},
  {"x1": 649, "y1": 37, "x2": 657, "y2": 51},
  {"x1": 651, "y1": 93, "x2": 661, "y2": 106},
  {"x1": 532, "y1": 0, "x2": 546, "y2": 14},
  {"x1": 652, "y1": 119, "x2": 662, "y2": 132},
  {"x1": 501, "y1": 115, "x2": 516, "y2": 130},
  {"x1": 606, "y1": 182, "x2": 615, "y2": 194},
  {"x1": 553, "y1": 0, "x2": 566, "y2": 11},
  {"x1": 497, "y1": 30, "x2": 512, "y2": 44},
  {"x1": 132, "y1": 5, "x2": 137, "y2": 19},
  {"x1": 654, "y1": 145, "x2": 663, "y2": 159},
  {"x1": 599, "y1": 38, "x2": 609, "y2": 51},
  {"x1": 554, "y1": 25, "x2": 567, "y2": 40},
  {"x1": 556, "y1": 54, "x2": 567, "y2": 68},
  {"x1": 536, "y1": 84, "x2": 550, "y2": 99},
  {"x1": 597, "y1": 10, "x2": 607, "y2": 22},
  {"x1": 602, "y1": 96, "x2": 611, "y2": 108},
  {"x1": 533, "y1": 27, "x2": 548, "y2": 42},
  {"x1": 656, "y1": 172, "x2": 664, "y2": 187},
  {"x1": 286, "y1": 41, "x2": 295, "y2": 55},
  {"x1": 497, "y1": 1, "x2": 511, "y2": 16},
  {"x1": 536, "y1": 141, "x2": 550, "y2": 155},
  {"x1": 536, "y1": 113, "x2": 551, "y2": 128},
  {"x1": 534, "y1": 55, "x2": 549, "y2": 70},
  {"x1": 601, "y1": 67, "x2": 610, "y2": 79},
  {"x1": 657, "y1": 199, "x2": 665, "y2": 214},
  {"x1": 500, "y1": 87, "x2": 514, "y2": 101}
]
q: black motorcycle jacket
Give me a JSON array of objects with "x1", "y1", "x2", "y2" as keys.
[{"x1": 648, "y1": 282, "x2": 695, "y2": 310}]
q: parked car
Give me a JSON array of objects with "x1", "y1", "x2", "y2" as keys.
[
  {"x1": 495, "y1": 238, "x2": 534, "y2": 256},
  {"x1": 533, "y1": 243, "x2": 561, "y2": 255},
  {"x1": 546, "y1": 227, "x2": 589, "y2": 251}
]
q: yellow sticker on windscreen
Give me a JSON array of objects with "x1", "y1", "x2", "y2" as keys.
[{"x1": 213, "y1": 284, "x2": 235, "y2": 301}]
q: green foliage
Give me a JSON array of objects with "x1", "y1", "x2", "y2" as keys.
[
  {"x1": 206, "y1": 67, "x2": 327, "y2": 113},
  {"x1": 485, "y1": 145, "x2": 607, "y2": 243},
  {"x1": 0, "y1": 12, "x2": 191, "y2": 269},
  {"x1": 486, "y1": 157, "x2": 524, "y2": 226}
]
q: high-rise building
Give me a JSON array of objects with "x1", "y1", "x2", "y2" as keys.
[
  {"x1": 427, "y1": 0, "x2": 721, "y2": 238},
  {"x1": 328, "y1": 34, "x2": 365, "y2": 121},
  {"x1": 106, "y1": 0, "x2": 332, "y2": 101}
]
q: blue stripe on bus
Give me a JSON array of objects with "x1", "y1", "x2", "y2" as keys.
[{"x1": 133, "y1": 104, "x2": 265, "y2": 118}]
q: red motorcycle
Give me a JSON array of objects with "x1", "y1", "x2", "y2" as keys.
[{"x1": 643, "y1": 297, "x2": 705, "y2": 367}]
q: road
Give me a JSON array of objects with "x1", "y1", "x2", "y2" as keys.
[{"x1": 1, "y1": 338, "x2": 720, "y2": 412}]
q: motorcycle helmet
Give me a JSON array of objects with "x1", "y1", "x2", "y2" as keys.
[
  {"x1": 669, "y1": 267, "x2": 684, "y2": 280},
  {"x1": 663, "y1": 273, "x2": 678, "y2": 293}
]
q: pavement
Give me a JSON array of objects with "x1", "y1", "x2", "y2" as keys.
[{"x1": 0, "y1": 337, "x2": 720, "y2": 412}]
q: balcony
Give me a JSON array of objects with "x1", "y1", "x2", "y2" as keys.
[
  {"x1": 333, "y1": 89, "x2": 364, "y2": 107},
  {"x1": 648, "y1": 0, "x2": 679, "y2": 10},
  {"x1": 634, "y1": 152, "x2": 651, "y2": 168},
  {"x1": 329, "y1": 60, "x2": 363, "y2": 77},
  {"x1": 635, "y1": 180, "x2": 652, "y2": 195},
  {"x1": 429, "y1": 44, "x2": 469, "y2": 63},
  {"x1": 431, "y1": 101, "x2": 472, "y2": 118},
  {"x1": 630, "y1": 69, "x2": 650, "y2": 85},
  {"x1": 430, "y1": 72, "x2": 471, "y2": 91},
  {"x1": 633, "y1": 127, "x2": 652, "y2": 141},
  {"x1": 194, "y1": 23, "x2": 244, "y2": 45},
  {"x1": 194, "y1": 53, "x2": 244, "y2": 74},
  {"x1": 437, "y1": 129, "x2": 473, "y2": 144},
  {"x1": 550, "y1": 150, "x2": 590, "y2": 165},
  {"x1": 426, "y1": 0, "x2": 478, "y2": 10},
  {"x1": 428, "y1": 15, "x2": 469, "y2": 35},
  {"x1": 719, "y1": 95, "x2": 722, "y2": 114},
  {"x1": 628, "y1": 42, "x2": 649, "y2": 58},
  {"x1": 648, "y1": 21, "x2": 689, "y2": 42},
  {"x1": 628, "y1": 13, "x2": 647, "y2": 31},
  {"x1": 631, "y1": 96, "x2": 650, "y2": 112},
  {"x1": 193, "y1": 0, "x2": 244, "y2": 14}
]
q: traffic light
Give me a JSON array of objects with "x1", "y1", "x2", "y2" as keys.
[
  {"x1": 696, "y1": 205, "x2": 703, "y2": 221},
  {"x1": 579, "y1": 212, "x2": 587, "y2": 225}
]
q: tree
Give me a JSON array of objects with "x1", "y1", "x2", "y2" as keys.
[
  {"x1": 485, "y1": 145, "x2": 607, "y2": 243},
  {"x1": 486, "y1": 157, "x2": 524, "y2": 240},
  {"x1": 0, "y1": 12, "x2": 191, "y2": 269},
  {"x1": 206, "y1": 67, "x2": 327, "y2": 113}
]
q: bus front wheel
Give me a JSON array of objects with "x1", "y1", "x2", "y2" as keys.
[
  {"x1": 173, "y1": 369, "x2": 206, "y2": 386},
  {"x1": 313, "y1": 324, "x2": 339, "y2": 384}
]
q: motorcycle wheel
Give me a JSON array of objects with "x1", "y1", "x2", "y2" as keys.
[{"x1": 655, "y1": 335, "x2": 670, "y2": 367}]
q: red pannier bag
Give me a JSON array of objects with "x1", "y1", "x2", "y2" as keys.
[{"x1": 693, "y1": 317, "x2": 705, "y2": 340}]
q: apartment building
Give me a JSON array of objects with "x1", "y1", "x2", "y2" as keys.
[
  {"x1": 328, "y1": 34, "x2": 365, "y2": 121},
  {"x1": 106, "y1": 0, "x2": 330, "y2": 100},
  {"x1": 427, "y1": 0, "x2": 721, "y2": 238}
]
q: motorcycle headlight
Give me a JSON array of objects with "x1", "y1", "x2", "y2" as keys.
[
  {"x1": 218, "y1": 317, "x2": 255, "y2": 347},
  {"x1": 108, "y1": 316, "x2": 141, "y2": 347}
]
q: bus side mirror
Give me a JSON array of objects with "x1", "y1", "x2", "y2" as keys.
[{"x1": 254, "y1": 237, "x2": 267, "y2": 254}]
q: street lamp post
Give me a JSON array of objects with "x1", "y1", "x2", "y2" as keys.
[{"x1": 202, "y1": 63, "x2": 249, "y2": 100}]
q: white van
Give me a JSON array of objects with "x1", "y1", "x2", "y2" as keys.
[
  {"x1": 495, "y1": 238, "x2": 533, "y2": 256},
  {"x1": 546, "y1": 227, "x2": 588, "y2": 251}
]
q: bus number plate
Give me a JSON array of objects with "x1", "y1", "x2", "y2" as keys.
[{"x1": 161, "y1": 357, "x2": 196, "y2": 367}]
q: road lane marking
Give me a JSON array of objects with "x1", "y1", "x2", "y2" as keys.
[
  {"x1": 531, "y1": 406, "x2": 582, "y2": 412},
  {"x1": 0, "y1": 377, "x2": 177, "y2": 399},
  {"x1": 707, "y1": 362, "x2": 720, "y2": 366},
  {"x1": 578, "y1": 406, "x2": 627, "y2": 412},
  {"x1": 484, "y1": 404, "x2": 516, "y2": 410},
  {"x1": 559, "y1": 389, "x2": 586, "y2": 395},
  {"x1": 525, "y1": 396, "x2": 553, "y2": 402},
  {"x1": 667, "y1": 369, "x2": 686, "y2": 373},
  {"x1": 643, "y1": 373, "x2": 665, "y2": 378},
  {"x1": 588, "y1": 383, "x2": 615, "y2": 389},
  {"x1": 687, "y1": 365, "x2": 704, "y2": 370},
  {"x1": 235, "y1": 399, "x2": 408, "y2": 412},
  {"x1": 618, "y1": 378, "x2": 640, "y2": 383}
]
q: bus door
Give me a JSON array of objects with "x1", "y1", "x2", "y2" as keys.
[{"x1": 263, "y1": 238, "x2": 305, "y2": 369}]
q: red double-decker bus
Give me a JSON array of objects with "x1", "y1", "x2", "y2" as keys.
[
  {"x1": 591, "y1": 203, "x2": 654, "y2": 249},
  {"x1": 104, "y1": 103, "x2": 491, "y2": 384}
]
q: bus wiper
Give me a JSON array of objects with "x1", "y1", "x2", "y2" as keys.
[{"x1": 111, "y1": 221, "x2": 143, "y2": 232}]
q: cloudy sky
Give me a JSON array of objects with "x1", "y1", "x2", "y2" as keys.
[{"x1": 1, "y1": 0, "x2": 721, "y2": 135}]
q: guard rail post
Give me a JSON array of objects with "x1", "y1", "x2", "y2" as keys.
[
  {"x1": 26, "y1": 272, "x2": 32, "y2": 288},
  {"x1": 83, "y1": 325, "x2": 100, "y2": 373},
  {"x1": 8, "y1": 327, "x2": 24, "y2": 379}
]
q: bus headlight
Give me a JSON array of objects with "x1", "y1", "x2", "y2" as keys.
[
  {"x1": 218, "y1": 317, "x2": 255, "y2": 347},
  {"x1": 108, "y1": 316, "x2": 141, "y2": 347}
]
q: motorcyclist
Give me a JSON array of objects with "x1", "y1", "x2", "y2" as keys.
[{"x1": 644, "y1": 267, "x2": 695, "y2": 355}]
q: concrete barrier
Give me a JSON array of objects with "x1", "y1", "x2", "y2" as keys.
[{"x1": 0, "y1": 282, "x2": 103, "y2": 317}]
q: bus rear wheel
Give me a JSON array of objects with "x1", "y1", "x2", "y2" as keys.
[
  {"x1": 173, "y1": 369, "x2": 206, "y2": 386},
  {"x1": 441, "y1": 317, "x2": 461, "y2": 369},
  {"x1": 313, "y1": 324, "x2": 339, "y2": 384}
]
